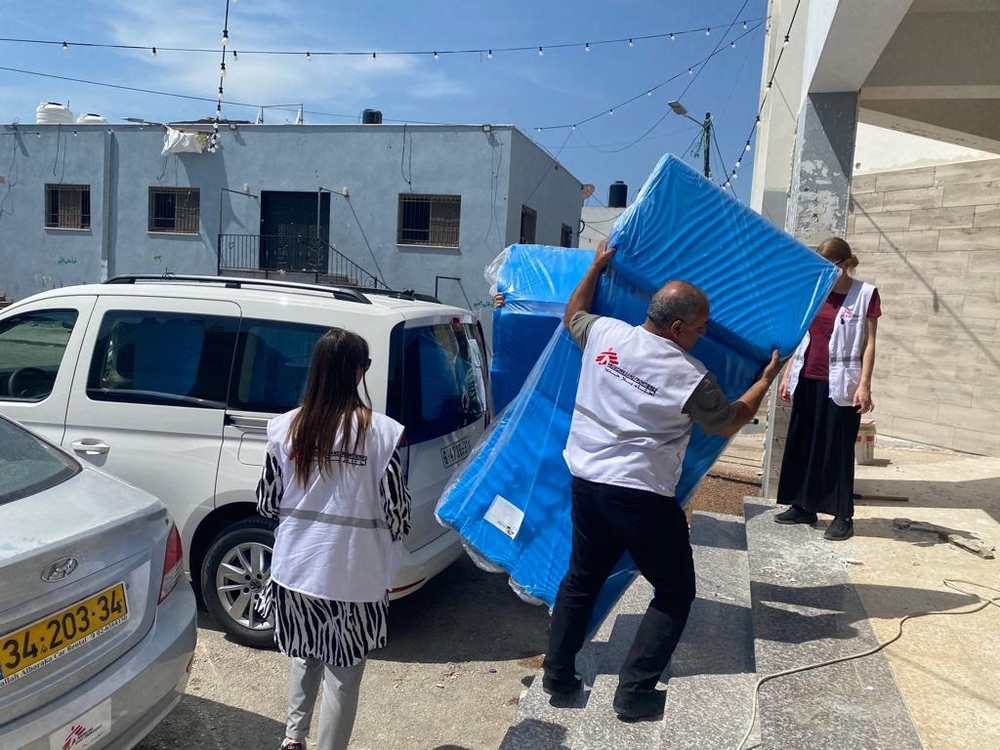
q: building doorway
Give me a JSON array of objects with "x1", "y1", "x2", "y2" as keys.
[{"x1": 260, "y1": 191, "x2": 330, "y2": 272}]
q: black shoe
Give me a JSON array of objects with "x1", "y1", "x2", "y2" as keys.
[
  {"x1": 613, "y1": 688, "x2": 666, "y2": 722},
  {"x1": 825, "y1": 517, "x2": 854, "y2": 541},
  {"x1": 541, "y1": 672, "x2": 583, "y2": 697},
  {"x1": 775, "y1": 505, "x2": 818, "y2": 525},
  {"x1": 280, "y1": 741, "x2": 305, "y2": 750}
]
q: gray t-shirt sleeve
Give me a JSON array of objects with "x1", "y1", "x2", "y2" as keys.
[
  {"x1": 567, "y1": 311, "x2": 602, "y2": 349},
  {"x1": 683, "y1": 373, "x2": 735, "y2": 435}
]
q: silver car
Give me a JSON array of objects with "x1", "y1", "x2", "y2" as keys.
[{"x1": 0, "y1": 415, "x2": 197, "y2": 750}]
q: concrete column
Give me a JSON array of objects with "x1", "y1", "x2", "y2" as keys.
[{"x1": 763, "y1": 91, "x2": 858, "y2": 498}]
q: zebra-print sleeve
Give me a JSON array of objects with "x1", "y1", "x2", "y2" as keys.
[
  {"x1": 256, "y1": 446, "x2": 284, "y2": 520},
  {"x1": 380, "y1": 449, "x2": 410, "y2": 542}
]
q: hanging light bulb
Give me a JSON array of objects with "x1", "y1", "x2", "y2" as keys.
[
  {"x1": 220, "y1": 62, "x2": 227, "y2": 77},
  {"x1": 723, "y1": 180, "x2": 730, "y2": 188},
  {"x1": 669, "y1": 33, "x2": 676, "y2": 41},
  {"x1": 218, "y1": 86, "x2": 224, "y2": 100},
  {"x1": 584, "y1": 42, "x2": 590, "y2": 52},
  {"x1": 608, "y1": 108, "x2": 614, "y2": 116},
  {"x1": 62, "y1": 42, "x2": 68, "y2": 52},
  {"x1": 538, "y1": 46, "x2": 544, "y2": 56},
  {"x1": 306, "y1": 52, "x2": 312, "y2": 61},
  {"x1": 487, "y1": 49, "x2": 492, "y2": 59},
  {"x1": 232, "y1": 49, "x2": 238, "y2": 61},
  {"x1": 745, "y1": 142, "x2": 751, "y2": 152},
  {"x1": 433, "y1": 51, "x2": 439, "y2": 60},
  {"x1": 222, "y1": 30, "x2": 229, "y2": 47},
  {"x1": 731, "y1": 172, "x2": 738, "y2": 180},
  {"x1": 783, "y1": 35, "x2": 790, "y2": 47},
  {"x1": 743, "y1": 20, "x2": 748, "y2": 30},
  {"x1": 646, "y1": 90, "x2": 652, "y2": 96},
  {"x1": 731, "y1": 41, "x2": 736, "y2": 49},
  {"x1": 628, "y1": 38, "x2": 634, "y2": 47},
  {"x1": 705, "y1": 28, "x2": 711, "y2": 36},
  {"x1": 151, "y1": 47, "x2": 157, "y2": 57},
  {"x1": 372, "y1": 51, "x2": 376, "y2": 60},
  {"x1": 688, "y1": 67, "x2": 694, "y2": 75},
  {"x1": 734, "y1": 159, "x2": 741, "y2": 168}
]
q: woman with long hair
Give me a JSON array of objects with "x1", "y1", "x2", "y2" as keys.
[
  {"x1": 775, "y1": 237, "x2": 881, "y2": 541},
  {"x1": 256, "y1": 328, "x2": 410, "y2": 750}
]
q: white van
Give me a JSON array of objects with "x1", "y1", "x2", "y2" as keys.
[{"x1": 0, "y1": 275, "x2": 490, "y2": 647}]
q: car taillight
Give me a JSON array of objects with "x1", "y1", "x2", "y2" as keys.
[{"x1": 158, "y1": 524, "x2": 184, "y2": 604}]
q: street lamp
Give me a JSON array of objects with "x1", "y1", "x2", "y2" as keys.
[{"x1": 668, "y1": 101, "x2": 712, "y2": 179}]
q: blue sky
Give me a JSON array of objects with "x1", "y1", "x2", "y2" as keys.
[{"x1": 0, "y1": 0, "x2": 769, "y2": 204}]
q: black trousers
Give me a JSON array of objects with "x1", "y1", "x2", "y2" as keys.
[{"x1": 543, "y1": 477, "x2": 696, "y2": 698}]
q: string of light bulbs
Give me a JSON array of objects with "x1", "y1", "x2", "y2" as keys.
[
  {"x1": 0, "y1": 17, "x2": 766, "y2": 62},
  {"x1": 210, "y1": 0, "x2": 232, "y2": 150},
  {"x1": 719, "y1": 0, "x2": 803, "y2": 189},
  {"x1": 534, "y1": 19, "x2": 764, "y2": 134}
]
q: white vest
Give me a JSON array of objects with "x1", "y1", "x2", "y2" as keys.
[
  {"x1": 564, "y1": 317, "x2": 708, "y2": 497},
  {"x1": 268, "y1": 408, "x2": 405, "y2": 602},
  {"x1": 787, "y1": 279, "x2": 876, "y2": 407}
]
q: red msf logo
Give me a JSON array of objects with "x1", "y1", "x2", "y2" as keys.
[
  {"x1": 595, "y1": 348, "x2": 618, "y2": 366},
  {"x1": 63, "y1": 725, "x2": 86, "y2": 750}
]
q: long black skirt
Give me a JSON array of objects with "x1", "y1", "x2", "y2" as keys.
[{"x1": 776, "y1": 377, "x2": 861, "y2": 519}]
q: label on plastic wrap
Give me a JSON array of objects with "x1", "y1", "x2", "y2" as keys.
[{"x1": 484, "y1": 495, "x2": 525, "y2": 539}]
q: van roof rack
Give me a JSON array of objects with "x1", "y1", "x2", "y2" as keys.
[
  {"x1": 103, "y1": 274, "x2": 373, "y2": 304},
  {"x1": 358, "y1": 287, "x2": 441, "y2": 304}
]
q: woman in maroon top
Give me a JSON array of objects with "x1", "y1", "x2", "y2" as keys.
[{"x1": 775, "y1": 238, "x2": 881, "y2": 540}]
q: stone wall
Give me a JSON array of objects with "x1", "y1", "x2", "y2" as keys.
[{"x1": 845, "y1": 158, "x2": 1000, "y2": 457}]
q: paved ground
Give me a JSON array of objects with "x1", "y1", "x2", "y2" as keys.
[{"x1": 847, "y1": 442, "x2": 1000, "y2": 750}]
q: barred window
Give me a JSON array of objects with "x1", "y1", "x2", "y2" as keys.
[
  {"x1": 520, "y1": 205, "x2": 537, "y2": 244},
  {"x1": 397, "y1": 194, "x2": 461, "y2": 247},
  {"x1": 45, "y1": 185, "x2": 91, "y2": 229},
  {"x1": 560, "y1": 223, "x2": 573, "y2": 248},
  {"x1": 149, "y1": 187, "x2": 200, "y2": 234}
]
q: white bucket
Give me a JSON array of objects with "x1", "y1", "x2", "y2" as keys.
[{"x1": 856, "y1": 420, "x2": 876, "y2": 465}]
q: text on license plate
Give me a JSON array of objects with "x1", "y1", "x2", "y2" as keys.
[
  {"x1": 0, "y1": 582, "x2": 129, "y2": 688},
  {"x1": 441, "y1": 437, "x2": 472, "y2": 469}
]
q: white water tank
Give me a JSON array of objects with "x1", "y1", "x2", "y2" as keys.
[
  {"x1": 76, "y1": 113, "x2": 108, "y2": 124},
  {"x1": 35, "y1": 102, "x2": 74, "y2": 124}
]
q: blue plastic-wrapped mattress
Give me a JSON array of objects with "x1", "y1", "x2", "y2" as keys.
[
  {"x1": 437, "y1": 154, "x2": 839, "y2": 630},
  {"x1": 489, "y1": 245, "x2": 595, "y2": 413}
]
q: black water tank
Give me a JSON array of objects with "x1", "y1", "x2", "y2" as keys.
[
  {"x1": 608, "y1": 181, "x2": 628, "y2": 208},
  {"x1": 362, "y1": 109, "x2": 383, "y2": 124}
]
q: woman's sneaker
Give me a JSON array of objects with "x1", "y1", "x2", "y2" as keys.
[
  {"x1": 774, "y1": 505, "x2": 817, "y2": 525},
  {"x1": 280, "y1": 740, "x2": 305, "y2": 750},
  {"x1": 824, "y1": 517, "x2": 854, "y2": 541}
]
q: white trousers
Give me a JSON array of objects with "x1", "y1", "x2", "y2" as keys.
[{"x1": 285, "y1": 656, "x2": 366, "y2": 750}]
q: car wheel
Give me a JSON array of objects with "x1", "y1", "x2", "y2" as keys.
[{"x1": 201, "y1": 517, "x2": 277, "y2": 649}]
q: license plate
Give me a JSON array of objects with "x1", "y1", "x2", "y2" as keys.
[
  {"x1": 441, "y1": 437, "x2": 472, "y2": 469},
  {"x1": 0, "y1": 583, "x2": 129, "y2": 688}
]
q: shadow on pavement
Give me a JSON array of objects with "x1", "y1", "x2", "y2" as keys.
[
  {"x1": 376, "y1": 555, "x2": 552, "y2": 664},
  {"x1": 136, "y1": 693, "x2": 285, "y2": 749}
]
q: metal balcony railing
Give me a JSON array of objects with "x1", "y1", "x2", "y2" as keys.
[{"x1": 218, "y1": 234, "x2": 388, "y2": 289}]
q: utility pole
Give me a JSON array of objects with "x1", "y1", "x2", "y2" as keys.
[{"x1": 702, "y1": 112, "x2": 712, "y2": 180}]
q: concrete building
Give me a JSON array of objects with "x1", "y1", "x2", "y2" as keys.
[
  {"x1": 751, "y1": 0, "x2": 1000, "y2": 488},
  {"x1": 0, "y1": 119, "x2": 583, "y2": 325}
]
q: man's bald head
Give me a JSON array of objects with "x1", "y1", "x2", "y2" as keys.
[{"x1": 646, "y1": 281, "x2": 709, "y2": 330}]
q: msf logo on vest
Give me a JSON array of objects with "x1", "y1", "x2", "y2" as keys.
[{"x1": 595, "y1": 348, "x2": 619, "y2": 366}]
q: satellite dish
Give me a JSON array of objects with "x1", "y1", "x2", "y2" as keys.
[{"x1": 581, "y1": 183, "x2": 595, "y2": 201}]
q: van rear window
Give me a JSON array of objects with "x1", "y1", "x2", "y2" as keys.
[
  {"x1": 229, "y1": 320, "x2": 328, "y2": 413},
  {"x1": 391, "y1": 321, "x2": 489, "y2": 444}
]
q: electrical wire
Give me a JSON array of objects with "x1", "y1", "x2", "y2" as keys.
[{"x1": 734, "y1": 578, "x2": 1000, "y2": 750}]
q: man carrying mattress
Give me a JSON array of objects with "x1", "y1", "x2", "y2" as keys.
[{"x1": 542, "y1": 239, "x2": 782, "y2": 721}]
